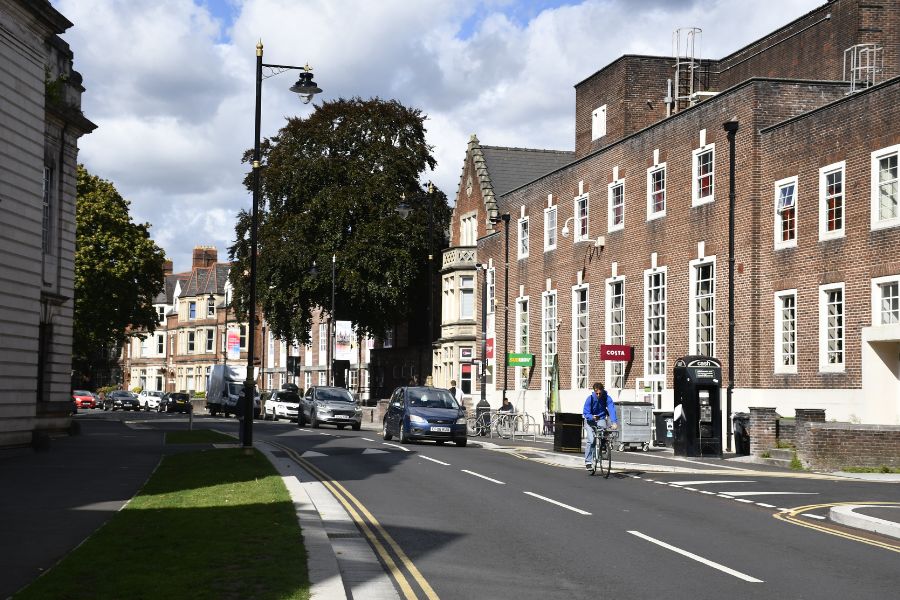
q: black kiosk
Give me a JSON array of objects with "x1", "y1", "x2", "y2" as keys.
[{"x1": 673, "y1": 355, "x2": 723, "y2": 458}]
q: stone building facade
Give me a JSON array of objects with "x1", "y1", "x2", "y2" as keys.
[{"x1": 0, "y1": 0, "x2": 95, "y2": 447}]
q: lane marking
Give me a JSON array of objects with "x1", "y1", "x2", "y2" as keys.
[
  {"x1": 802, "y1": 513, "x2": 826, "y2": 520},
  {"x1": 756, "y1": 503, "x2": 777, "y2": 508},
  {"x1": 699, "y1": 491, "x2": 716, "y2": 495},
  {"x1": 362, "y1": 448, "x2": 388, "y2": 455},
  {"x1": 718, "y1": 491, "x2": 817, "y2": 497},
  {"x1": 382, "y1": 442, "x2": 410, "y2": 452},
  {"x1": 683, "y1": 487, "x2": 698, "y2": 492},
  {"x1": 461, "y1": 469, "x2": 505, "y2": 485},
  {"x1": 628, "y1": 531, "x2": 763, "y2": 583},
  {"x1": 669, "y1": 480, "x2": 755, "y2": 486},
  {"x1": 361, "y1": 438, "x2": 374, "y2": 442},
  {"x1": 523, "y1": 492, "x2": 591, "y2": 515},
  {"x1": 774, "y1": 502, "x2": 900, "y2": 554},
  {"x1": 300, "y1": 450, "x2": 327, "y2": 458},
  {"x1": 734, "y1": 499, "x2": 754, "y2": 504},
  {"x1": 421, "y1": 456, "x2": 450, "y2": 466},
  {"x1": 319, "y1": 432, "x2": 336, "y2": 436}
]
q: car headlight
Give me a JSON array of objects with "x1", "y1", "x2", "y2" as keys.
[
  {"x1": 317, "y1": 407, "x2": 329, "y2": 415},
  {"x1": 409, "y1": 414, "x2": 427, "y2": 425},
  {"x1": 455, "y1": 417, "x2": 467, "y2": 424}
]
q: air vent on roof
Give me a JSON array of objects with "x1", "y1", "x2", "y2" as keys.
[{"x1": 843, "y1": 44, "x2": 883, "y2": 94}]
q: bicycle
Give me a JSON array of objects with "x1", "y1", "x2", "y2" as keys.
[{"x1": 588, "y1": 424, "x2": 617, "y2": 478}]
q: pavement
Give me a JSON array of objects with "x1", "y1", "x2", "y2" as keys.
[{"x1": 2, "y1": 416, "x2": 898, "y2": 599}]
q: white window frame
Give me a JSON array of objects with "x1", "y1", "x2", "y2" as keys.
[
  {"x1": 691, "y1": 144, "x2": 715, "y2": 207},
  {"x1": 239, "y1": 325, "x2": 248, "y2": 350},
  {"x1": 591, "y1": 104, "x2": 607, "y2": 140},
  {"x1": 207, "y1": 296, "x2": 216, "y2": 317},
  {"x1": 608, "y1": 179, "x2": 624, "y2": 233},
  {"x1": 689, "y1": 257, "x2": 716, "y2": 357},
  {"x1": 544, "y1": 206, "x2": 557, "y2": 251},
  {"x1": 871, "y1": 274, "x2": 900, "y2": 326},
  {"x1": 318, "y1": 371, "x2": 327, "y2": 386},
  {"x1": 188, "y1": 300, "x2": 197, "y2": 320},
  {"x1": 205, "y1": 328, "x2": 214, "y2": 353},
  {"x1": 304, "y1": 371, "x2": 312, "y2": 390},
  {"x1": 643, "y1": 267, "x2": 667, "y2": 406},
  {"x1": 157, "y1": 306, "x2": 166, "y2": 322},
  {"x1": 773, "y1": 290, "x2": 798, "y2": 374},
  {"x1": 518, "y1": 217, "x2": 529, "y2": 259},
  {"x1": 574, "y1": 194, "x2": 589, "y2": 242},
  {"x1": 774, "y1": 176, "x2": 798, "y2": 250},
  {"x1": 156, "y1": 334, "x2": 164, "y2": 355},
  {"x1": 605, "y1": 277, "x2": 626, "y2": 391},
  {"x1": 459, "y1": 275, "x2": 475, "y2": 320},
  {"x1": 870, "y1": 143, "x2": 900, "y2": 230},
  {"x1": 541, "y1": 290, "x2": 557, "y2": 398},
  {"x1": 646, "y1": 163, "x2": 667, "y2": 221},
  {"x1": 818, "y1": 282, "x2": 845, "y2": 373},
  {"x1": 460, "y1": 214, "x2": 477, "y2": 246},
  {"x1": 572, "y1": 284, "x2": 589, "y2": 390},
  {"x1": 819, "y1": 160, "x2": 846, "y2": 241},
  {"x1": 487, "y1": 268, "x2": 495, "y2": 314},
  {"x1": 515, "y1": 296, "x2": 529, "y2": 391},
  {"x1": 187, "y1": 330, "x2": 196, "y2": 353}
]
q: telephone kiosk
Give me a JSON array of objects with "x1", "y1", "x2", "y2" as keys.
[{"x1": 672, "y1": 355, "x2": 723, "y2": 458}]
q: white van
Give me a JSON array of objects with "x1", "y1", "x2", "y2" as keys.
[{"x1": 207, "y1": 365, "x2": 260, "y2": 418}]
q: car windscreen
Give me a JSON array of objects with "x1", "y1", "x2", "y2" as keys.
[
  {"x1": 73, "y1": 390, "x2": 91, "y2": 396},
  {"x1": 149, "y1": 391, "x2": 164, "y2": 397},
  {"x1": 277, "y1": 392, "x2": 300, "y2": 403},
  {"x1": 170, "y1": 394, "x2": 190, "y2": 401},
  {"x1": 315, "y1": 388, "x2": 354, "y2": 402},
  {"x1": 407, "y1": 389, "x2": 458, "y2": 409}
]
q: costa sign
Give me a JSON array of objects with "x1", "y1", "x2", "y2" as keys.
[{"x1": 600, "y1": 344, "x2": 633, "y2": 361}]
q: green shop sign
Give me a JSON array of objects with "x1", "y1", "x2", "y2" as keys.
[{"x1": 506, "y1": 353, "x2": 534, "y2": 367}]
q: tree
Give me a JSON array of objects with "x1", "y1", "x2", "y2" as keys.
[
  {"x1": 229, "y1": 97, "x2": 451, "y2": 345},
  {"x1": 73, "y1": 165, "x2": 166, "y2": 383}
]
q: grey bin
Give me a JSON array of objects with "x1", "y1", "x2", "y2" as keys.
[{"x1": 614, "y1": 402, "x2": 654, "y2": 451}]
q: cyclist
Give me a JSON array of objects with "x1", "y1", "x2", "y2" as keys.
[
  {"x1": 583, "y1": 382, "x2": 618, "y2": 470},
  {"x1": 498, "y1": 397, "x2": 515, "y2": 413}
]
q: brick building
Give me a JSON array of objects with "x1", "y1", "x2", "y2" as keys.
[{"x1": 441, "y1": 0, "x2": 900, "y2": 432}]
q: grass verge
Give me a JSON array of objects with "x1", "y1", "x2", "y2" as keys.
[
  {"x1": 843, "y1": 465, "x2": 900, "y2": 474},
  {"x1": 16, "y1": 448, "x2": 309, "y2": 600},
  {"x1": 166, "y1": 429, "x2": 236, "y2": 444}
]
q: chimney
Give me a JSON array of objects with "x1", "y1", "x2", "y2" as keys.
[
  {"x1": 192, "y1": 246, "x2": 218, "y2": 269},
  {"x1": 163, "y1": 260, "x2": 173, "y2": 276}
]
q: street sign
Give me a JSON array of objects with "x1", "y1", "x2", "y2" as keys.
[
  {"x1": 600, "y1": 344, "x2": 632, "y2": 361},
  {"x1": 507, "y1": 353, "x2": 534, "y2": 367}
]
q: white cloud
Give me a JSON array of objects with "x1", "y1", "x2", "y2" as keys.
[{"x1": 55, "y1": 0, "x2": 823, "y2": 270}]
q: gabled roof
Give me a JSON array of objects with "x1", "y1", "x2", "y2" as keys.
[
  {"x1": 181, "y1": 262, "x2": 232, "y2": 297},
  {"x1": 153, "y1": 272, "x2": 188, "y2": 305}
]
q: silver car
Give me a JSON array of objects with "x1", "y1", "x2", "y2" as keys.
[{"x1": 298, "y1": 386, "x2": 361, "y2": 430}]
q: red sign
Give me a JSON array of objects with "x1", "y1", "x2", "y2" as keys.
[
  {"x1": 486, "y1": 338, "x2": 494, "y2": 359},
  {"x1": 461, "y1": 364, "x2": 472, "y2": 374},
  {"x1": 600, "y1": 344, "x2": 632, "y2": 361}
]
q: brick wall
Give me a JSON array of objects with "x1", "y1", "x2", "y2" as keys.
[
  {"x1": 750, "y1": 407, "x2": 778, "y2": 455},
  {"x1": 798, "y1": 422, "x2": 900, "y2": 470}
]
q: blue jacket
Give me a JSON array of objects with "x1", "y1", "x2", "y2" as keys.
[{"x1": 583, "y1": 391, "x2": 618, "y2": 424}]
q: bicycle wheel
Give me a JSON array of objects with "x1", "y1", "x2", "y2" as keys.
[
  {"x1": 466, "y1": 417, "x2": 478, "y2": 436},
  {"x1": 496, "y1": 414, "x2": 513, "y2": 438},
  {"x1": 600, "y1": 437, "x2": 612, "y2": 479},
  {"x1": 590, "y1": 436, "x2": 599, "y2": 476}
]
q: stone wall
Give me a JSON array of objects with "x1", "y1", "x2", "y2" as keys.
[
  {"x1": 798, "y1": 423, "x2": 900, "y2": 470},
  {"x1": 749, "y1": 407, "x2": 777, "y2": 456}
]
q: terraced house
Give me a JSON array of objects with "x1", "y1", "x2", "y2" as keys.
[{"x1": 441, "y1": 0, "x2": 900, "y2": 436}]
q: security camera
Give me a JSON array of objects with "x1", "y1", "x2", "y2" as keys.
[{"x1": 594, "y1": 236, "x2": 605, "y2": 249}]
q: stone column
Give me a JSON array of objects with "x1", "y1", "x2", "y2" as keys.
[
  {"x1": 795, "y1": 408, "x2": 826, "y2": 460},
  {"x1": 749, "y1": 407, "x2": 777, "y2": 457}
]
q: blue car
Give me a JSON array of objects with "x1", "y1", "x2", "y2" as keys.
[{"x1": 382, "y1": 386, "x2": 467, "y2": 447}]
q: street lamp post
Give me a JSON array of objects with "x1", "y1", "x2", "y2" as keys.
[
  {"x1": 723, "y1": 119, "x2": 739, "y2": 453},
  {"x1": 245, "y1": 41, "x2": 322, "y2": 449},
  {"x1": 328, "y1": 254, "x2": 336, "y2": 386},
  {"x1": 426, "y1": 182, "x2": 434, "y2": 384},
  {"x1": 476, "y1": 263, "x2": 488, "y2": 407}
]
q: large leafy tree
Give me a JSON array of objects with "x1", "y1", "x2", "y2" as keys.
[
  {"x1": 73, "y1": 165, "x2": 166, "y2": 381},
  {"x1": 230, "y1": 97, "x2": 451, "y2": 345}
]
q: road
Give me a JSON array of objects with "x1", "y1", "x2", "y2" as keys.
[{"x1": 239, "y1": 417, "x2": 900, "y2": 600}]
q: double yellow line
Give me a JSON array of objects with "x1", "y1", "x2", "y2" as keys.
[
  {"x1": 773, "y1": 501, "x2": 900, "y2": 553},
  {"x1": 272, "y1": 441, "x2": 440, "y2": 600}
]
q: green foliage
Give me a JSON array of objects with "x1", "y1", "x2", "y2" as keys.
[
  {"x1": 775, "y1": 439, "x2": 794, "y2": 449},
  {"x1": 229, "y1": 97, "x2": 450, "y2": 345},
  {"x1": 843, "y1": 465, "x2": 900, "y2": 473},
  {"x1": 761, "y1": 451, "x2": 771, "y2": 458},
  {"x1": 192, "y1": 391, "x2": 206, "y2": 398},
  {"x1": 73, "y1": 165, "x2": 166, "y2": 381},
  {"x1": 131, "y1": 386, "x2": 142, "y2": 393},
  {"x1": 790, "y1": 452, "x2": 803, "y2": 470}
]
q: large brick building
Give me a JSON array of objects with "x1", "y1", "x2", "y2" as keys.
[{"x1": 440, "y1": 0, "x2": 900, "y2": 431}]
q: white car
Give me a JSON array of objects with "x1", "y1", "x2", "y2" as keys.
[
  {"x1": 265, "y1": 389, "x2": 301, "y2": 421},
  {"x1": 138, "y1": 390, "x2": 165, "y2": 412}
]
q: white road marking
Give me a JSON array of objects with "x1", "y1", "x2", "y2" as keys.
[
  {"x1": 361, "y1": 438, "x2": 374, "y2": 442},
  {"x1": 319, "y1": 433, "x2": 336, "y2": 437},
  {"x1": 382, "y1": 443, "x2": 410, "y2": 452},
  {"x1": 421, "y1": 456, "x2": 450, "y2": 466},
  {"x1": 734, "y1": 499, "x2": 754, "y2": 503},
  {"x1": 655, "y1": 481, "x2": 668, "y2": 485},
  {"x1": 683, "y1": 487, "x2": 698, "y2": 492},
  {"x1": 718, "y1": 491, "x2": 817, "y2": 497},
  {"x1": 361, "y1": 448, "x2": 388, "y2": 455},
  {"x1": 699, "y1": 491, "x2": 716, "y2": 495},
  {"x1": 670, "y1": 480, "x2": 755, "y2": 486},
  {"x1": 300, "y1": 451, "x2": 327, "y2": 458},
  {"x1": 461, "y1": 470, "x2": 504, "y2": 485},
  {"x1": 523, "y1": 492, "x2": 591, "y2": 515},
  {"x1": 628, "y1": 531, "x2": 763, "y2": 583},
  {"x1": 802, "y1": 513, "x2": 826, "y2": 520},
  {"x1": 756, "y1": 503, "x2": 777, "y2": 508}
]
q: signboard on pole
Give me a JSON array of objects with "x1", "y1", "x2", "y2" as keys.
[
  {"x1": 334, "y1": 320, "x2": 353, "y2": 361},
  {"x1": 506, "y1": 353, "x2": 534, "y2": 367},
  {"x1": 226, "y1": 329, "x2": 240, "y2": 361},
  {"x1": 486, "y1": 338, "x2": 494, "y2": 359}
]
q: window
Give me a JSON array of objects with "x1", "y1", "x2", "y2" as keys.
[
  {"x1": 575, "y1": 194, "x2": 589, "y2": 241},
  {"x1": 186, "y1": 367, "x2": 194, "y2": 392},
  {"x1": 460, "y1": 215, "x2": 477, "y2": 246},
  {"x1": 819, "y1": 283, "x2": 845, "y2": 372},
  {"x1": 572, "y1": 286, "x2": 589, "y2": 389},
  {"x1": 608, "y1": 180, "x2": 624, "y2": 232},
  {"x1": 304, "y1": 371, "x2": 312, "y2": 390},
  {"x1": 460, "y1": 275, "x2": 474, "y2": 320},
  {"x1": 487, "y1": 268, "x2": 495, "y2": 314},
  {"x1": 515, "y1": 297, "x2": 529, "y2": 390},
  {"x1": 692, "y1": 145, "x2": 715, "y2": 206},
  {"x1": 206, "y1": 329, "x2": 214, "y2": 352},
  {"x1": 460, "y1": 364, "x2": 473, "y2": 395},
  {"x1": 871, "y1": 144, "x2": 899, "y2": 229},
  {"x1": 240, "y1": 325, "x2": 247, "y2": 350},
  {"x1": 383, "y1": 327, "x2": 394, "y2": 348},
  {"x1": 591, "y1": 105, "x2": 607, "y2": 140},
  {"x1": 690, "y1": 259, "x2": 716, "y2": 357},
  {"x1": 348, "y1": 368, "x2": 358, "y2": 390},
  {"x1": 774, "y1": 290, "x2": 797, "y2": 373},
  {"x1": 819, "y1": 161, "x2": 845, "y2": 240},
  {"x1": 189, "y1": 301, "x2": 197, "y2": 320},
  {"x1": 872, "y1": 276, "x2": 900, "y2": 325},
  {"x1": 544, "y1": 206, "x2": 557, "y2": 251},
  {"x1": 318, "y1": 324, "x2": 327, "y2": 364},
  {"x1": 647, "y1": 164, "x2": 666, "y2": 219},
  {"x1": 42, "y1": 166, "x2": 53, "y2": 254},
  {"x1": 644, "y1": 268, "x2": 667, "y2": 407},
  {"x1": 541, "y1": 290, "x2": 557, "y2": 398},
  {"x1": 157, "y1": 306, "x2": 166, "y2": 322},
  {"x1": 318, "y1": 371, "x2": 327, "y2": 386},
  {"x1": 442, "y1": 277, "x2": 454, "y2": 323},
  {"x1": 207, "y1": 296, "x2": 216, "y2": 317},
  {"x1": 187, "y1": 331, "x2": 196, "y2": 353},
  {"x1": 518, "y1": 217, "x2": 529, "y2": 258},
  {"x1": 606, "y1": 279, "x2": 625, "y2": 390},
  {"x1": 156, "y1": 334, "x2": 164, "y2": 355},
  {"x1": 774, "y1": 176, "x2": 798, "y2": 249}
]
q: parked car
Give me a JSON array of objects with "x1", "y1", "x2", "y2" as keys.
[
  {"x1": 382, "y1": 386, "x2": 467, "y2": 446},
  {"x1": 265, "y1": 388, "x2": 301, "y2": 421},
  {"x1": 298, "y1": 386, "x2": 361, "y2": 430},
  {"x1": 104, "y1": 391, "x2": 140, "y2": 411},
  {"x1": 137, "y1": 390, "x2": 165, "y2": 411},
  {"x1": 71, "y1": 390, "x2": 96, "y2": 410},
  {"x1": 159, "y1": 392, "x2": 192, "y2": 414},
  {"x1": 91, "y1": 391, "x2": 102, "y2": 409}
]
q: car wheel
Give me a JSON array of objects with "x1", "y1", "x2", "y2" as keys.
[
  {"x1": 382, "y1": 420, "x2": 392, "y2": 441},
  {"x1": 297, "y1": 410, "x2": 306, "y2": 427},
  {"x1": 143, "y1": 402, "x2": 149, "y2": 412},
  {"x1": 352, "y1": 422, "x2": 361, "y2": 431},
  {"x1": 455, "y1": 439, "x2": 467, "y2": 447},
  {"x1": 311, "y1": 413, "x2": 319, "y2": 428},
  {"x1": 399, "y1": 422, "x2": 410, "y2": 444}
]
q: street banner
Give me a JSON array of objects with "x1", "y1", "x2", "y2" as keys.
[
  {"x1": 507, "y1": 353, "x2": 534, "y2": 367},
  {"x1": 486, "y1": 337, "x2": 494, "y2": 359},
  {"x1": 335, "y1": 321, "x2": 353, "y2": 361},
  {"x1": 226, "y1": 329, "x2": 240, "y2": 361},
  {"x1": 548, "y1": 353, "x2": 560, "y2": 413}
]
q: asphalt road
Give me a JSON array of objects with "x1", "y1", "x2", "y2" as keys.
[{"x1": 243, "y1": 419, "x2": 900, "y2": 600}]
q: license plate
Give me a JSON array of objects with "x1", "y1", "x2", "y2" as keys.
[
  {"x1": 334, "y1": 414, "x2": 348, "y2": 419},
  {"x1": 431, "y1": 426, "x2": 450, "y2": 432}
]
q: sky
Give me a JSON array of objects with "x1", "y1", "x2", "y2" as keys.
[{"x1": 52, "y1": 0, "x2": 824, "y2": 272}]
